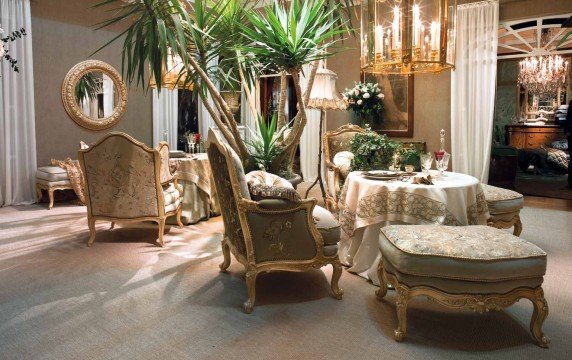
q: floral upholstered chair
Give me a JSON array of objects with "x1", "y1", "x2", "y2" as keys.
[
  {"x1": 323, "y1": 124, "x2": 366, "y2": 213},
  {"x1": 207, "y1": 129, "x2": 343, "y2": 313},
  {"x1": 78, "y1": 132, "x2": 183, "y2": 247}
]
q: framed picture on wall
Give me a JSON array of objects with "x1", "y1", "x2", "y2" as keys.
[{"x1": 361, "y1": 72, "x2": 414, "y2": 137}]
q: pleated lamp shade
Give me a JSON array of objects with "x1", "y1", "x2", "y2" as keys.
[{"x1": 307, "y1": 67, "x2": 347, "y2": 110}]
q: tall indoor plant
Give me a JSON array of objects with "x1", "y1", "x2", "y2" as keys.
[{"x1": 95, "y1": 0, "x2": 354, "y2": 176}]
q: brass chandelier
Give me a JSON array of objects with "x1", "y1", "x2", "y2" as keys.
[
  {"x1": 360, "y1": 0, "x2": 457, "y2": 75},
  {"x1": 518, "y1": 55, "x2": 569, "y2": 98}
]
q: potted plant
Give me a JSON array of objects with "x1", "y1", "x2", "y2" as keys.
[
  {"x1": 349, "y1": 128, "x2": 402, "y2": 171},
  {"x1": 343, "y1": 82, "x2": 384, "y2": 126},
  {"x1": 401, "y1": 148, "x2": 421, "y2": 172},
  {"x1": 94, "y1": 0, "x2": 355, "y2": 177}
]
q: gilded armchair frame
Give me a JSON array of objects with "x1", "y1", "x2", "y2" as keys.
[
  {"x1": 323, "y1": 124, "x2": 366, "y2": 213},
  {"x1": 78, "y1": 132, "x2": 183, "y2": 247},
  {"x1": 375, "y1": 256, "x2": 550, "y2": 348},
  {"x1": 207, "y1": 130, "x2": 343, "y2": 314}
]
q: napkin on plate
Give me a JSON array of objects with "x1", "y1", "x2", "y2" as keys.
[{"x1": 411, "y1": 174, "x2": 433, "y2": 185}]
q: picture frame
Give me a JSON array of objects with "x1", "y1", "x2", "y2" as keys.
[{"x1": 361, "y1": 72, "x2": 414, "y2": 137}]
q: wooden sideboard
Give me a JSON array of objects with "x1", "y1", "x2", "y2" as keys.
[{"x1": 505, "y1": 124, "x2": 565, "y2": 149}]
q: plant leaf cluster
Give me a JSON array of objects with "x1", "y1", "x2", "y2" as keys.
[{"x1": 349, "y1": 129, "x2": 402, "y2": 171}]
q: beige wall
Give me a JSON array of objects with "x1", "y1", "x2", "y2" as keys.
[
  {"x1": 31, "y1": 16, "x2": 152, "y2": 167},
  {"x1": 327, "y1": 0, "x2": 571, "y2": 153}
]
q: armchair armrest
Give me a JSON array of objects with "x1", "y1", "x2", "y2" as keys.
[{"x1": 237, "y1": 198, "x2": 324, "y2": 263}]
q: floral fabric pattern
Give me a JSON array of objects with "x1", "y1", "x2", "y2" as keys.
[{"x1": 381, "y1": 225, "x2": 546, "y2": 260}]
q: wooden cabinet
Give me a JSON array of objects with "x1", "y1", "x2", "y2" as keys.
[{"x1": 505, "y1": 125, "x2": 565, "y2": 149}]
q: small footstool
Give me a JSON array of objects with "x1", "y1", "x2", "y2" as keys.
[
  {"x1": 376, "y1": 225, "x2": 549, "y2": 348},
  {"x1": 481, "y1": 184, "x2": 524, "y2": 235},
  {"x1": 35, "y1": 166, "x2": 72, "y2": 209}
]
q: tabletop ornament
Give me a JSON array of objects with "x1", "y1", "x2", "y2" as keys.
[{"x1": 434, "y1": 129, "x2": 451, "y2": 176}]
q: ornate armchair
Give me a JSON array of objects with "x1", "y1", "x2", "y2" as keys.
[
  {"x1": 206, "y1": 129, "x2": 343, "y2": 313},
  {"x1": 78, "y1": 132, "x2": 183, "y2": 247},
  {"x1": 323, "y1": 124, "x2": 366, "y2": 213}
]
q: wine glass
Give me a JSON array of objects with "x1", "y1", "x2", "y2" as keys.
[
  {"x1": 188, "y1": 133, "x2": 196, "y2": 154},
  {"x1": 437, "y1": 152, "x2": 450, "y2": 176},
  {"x1": 420, "y1": 153, "x2": 433, "y2": 174}
]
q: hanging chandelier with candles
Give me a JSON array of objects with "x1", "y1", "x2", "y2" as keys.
[
  {"x1": 150, "y1": 49, "x2": 193, "y2": 90},
  {"x1": 360, "y1": 0, "x2": 457, "y2": 75},
  {"x1": 518, "y1": 55, "x2": 569, "y2": 97}
]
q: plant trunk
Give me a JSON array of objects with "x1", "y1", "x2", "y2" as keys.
[{"x1": 277, "y1": 71, "x2": 288, "y2": 130}]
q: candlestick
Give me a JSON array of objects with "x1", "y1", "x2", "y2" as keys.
[
  {"x1": 412, "y1": 5, "x2": 420, "y2": 48},
  {"x1": 430, "y1": 21, "x2": 440, "y2": 51},
  {"x1": 375, "y1": 25, "x2": 384, "y2": 57},
  {"x1": 392, "y1": 6, "x2": 401, "y2": 50}
]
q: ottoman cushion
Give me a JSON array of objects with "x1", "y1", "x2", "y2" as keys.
[
  {"x1": 481, "y1": 184, "x2": 524, "y2": 214},
  {"x1": 36, "y1": 166, "x2": 69, "y2": 182},
  {"x1": 380, "y1": 225, "x2": 546, "y2": 282}
]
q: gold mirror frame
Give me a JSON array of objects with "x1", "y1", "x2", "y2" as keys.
[{"x1": 61, "y1": 60, "x2": 128, "y2": 131}]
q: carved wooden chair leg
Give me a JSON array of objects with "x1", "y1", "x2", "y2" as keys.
[
  {"x1": 110, "y1": 222, "x2": 115, "y2": 229},
  {"x1": 36, "y1": 185, "x2": 43, "y2": 202},
  {"x1": 394, "y1": 284, "x2": 411, "y2": 342},
  {"x1": 529, "y1": 287, "x2": 550, "y2": 348},
  {"x1": 375, "y1": 258, "x2": 388, "y2": 300},
  {"x1": 330, "y1": 261, "x2": 344, "y2": 300},
  {"x1": 176, "y1": 206, "x2": 184, "y2": 228},
  {"x1": 87, "y1": 218, "x2": 97, "y2": 247},
  {"x1": 48, "y1": 188, "x2": 55, "y2": 210},
  {"x1": 243, "y1": 270, "x2": 258, "y2": 314},
  {"x1": 513, "y1": 215, "x2": 523, "y2": 236},
  {"x1": 157, "y1": 219, "x2": 166, "y2": 247},
  {"x1": 219, "y1": 238, "x2": 231, "y2": 272}
]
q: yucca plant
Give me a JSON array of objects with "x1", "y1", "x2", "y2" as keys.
[
  {"x1": 246, "y1": 114, "x2": 292, "y2": 172},
  {"x1": 94, "y1": 0, "x2": 353, "y2": 175},
  {"x1": 75, "y1": 72, "x2": 100, "y2": 105}
]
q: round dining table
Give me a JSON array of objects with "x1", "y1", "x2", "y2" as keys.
[{"x1": 338, "y1": 171, "x2": 490, "y2": 285}]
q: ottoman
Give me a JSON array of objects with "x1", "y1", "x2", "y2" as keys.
[
  {"x1": 481, "y1": 184, "x2": 524, "y2": 236},
  {"x1": 376, "y1": 225, "x2": 549, "y2": 348},
  {"x1": 35, "y1": 166, "x2": 72, "y2": 209}
]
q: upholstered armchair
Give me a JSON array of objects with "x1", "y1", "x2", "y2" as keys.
[
  {"x1": 78, "y1": 132, "x2": 183, "y2": 247},
  {"x1": 323, "y1": 124, "x2": 366, "y2": 213},
  {"x1": 206, "y1": 129, "x2": 343, "y2": 313}
]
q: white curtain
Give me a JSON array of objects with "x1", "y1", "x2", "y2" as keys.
[
  {"x1": 241, "y1": 76, "x2": 259, "y2": 146},
  {"x1": 152, "y1": 88, "x2": 178, "y2": 147},
  {"x1": 0, "y1": 0, "x2": 37, "y2": 206},
  {"x1": 299, "y1": 63, "x2": 322, "y2": 181},
  {"x1": 451, "y1": 0, "x2": 499, "y2": 183},
  {"x1": 102, "y1": 74, "x2": 114, "y2": 117}
]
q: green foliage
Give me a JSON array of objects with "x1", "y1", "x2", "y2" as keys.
[
  {"x1": 240, "y1": 0, "x2": 347, "y2": 73},
  {"x1": 349, "y1": 130, "x2": 402, "y2": 171},
  {"x1": 246, "y1": 114, "x2": 291, "y2": 171},
  {"x1": 75, "y1": 73, "x2": 100, "y2": 105},
  {"x1": 343, "y1": 82, "x2": 384, "y2": 119},
  {"x1": 401, "y1": 148, "x2": 421, "y2": 171}
]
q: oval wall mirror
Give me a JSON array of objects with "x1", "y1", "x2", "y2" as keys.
[{"x1": 61, "y1": 60, "x2": 127, "y2": 130}]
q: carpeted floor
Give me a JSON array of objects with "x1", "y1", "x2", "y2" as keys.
[{"x1": 0, "y1": 189, "x2": 571, "y2": 360}]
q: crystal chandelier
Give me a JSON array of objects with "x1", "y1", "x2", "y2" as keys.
[
  {"x1": 360, "y1": 0, "x2": 457, "y2": 75},
  {"x1": 518, "y1": 55, "x2": 569, "y2": 97}
]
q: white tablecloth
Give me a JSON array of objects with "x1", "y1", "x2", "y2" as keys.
[
  {"x1": 338, "y1": 171, "x2": 489, "y2": 285},
  {"x1": 168, "y1": 154, "x2": 220, "y2": 225}
]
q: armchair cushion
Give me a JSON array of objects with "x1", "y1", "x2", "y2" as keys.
[
  {"x1": 163, "y1": 183, "x2": 182, "y2": 213},
  {"x1": 333, "y1": 151, "x2": 354, "y2": 179},
  {"x1": 313, "y1": 205, "x2": 340, "y2": 246}
]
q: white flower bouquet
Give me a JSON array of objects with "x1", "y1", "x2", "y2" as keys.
[{"x1": 343, "y1": 82, "x2": 384, "y2": 120}]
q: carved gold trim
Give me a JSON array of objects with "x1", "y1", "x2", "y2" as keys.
[
  {"x1": 62, "y1": 60, "x2": 128, "y2": 131},
  {"x1": 488, "y1": 214, "x2": 523, "y2": 236},
  {"x1": 376, "y1": 256, "x2": 549, "y2": 348},
  {"x1": 36, "y1": 182, "x2": 73, "y2": 210},
  {"x1": 207, "y1": 129, "x2": 344, "y2": 314}
]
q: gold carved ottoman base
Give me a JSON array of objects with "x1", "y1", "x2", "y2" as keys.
[
  {"x1": 35, "y1": 182, "x2": 73, "y2": 210},
  {"x1": 376, "y1": 260, "x2": 549, "y2": 348},
  {"x1": 376, "y1": 225, "x2": 549, "y2": 348}
]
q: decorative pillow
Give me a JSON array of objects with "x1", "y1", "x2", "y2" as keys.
[
  {"x1": 544, "y1": 147, "x2": 569, "y2": 171},
  {"x1": 245, "y1": 171, "x2": 300, "y2": 202},
  {"x1": 551, "y1": 138, "x2": 568, "y2": 151},
  {"x1": 333, "y1": 151, "x2": 354, "y2": 178}
]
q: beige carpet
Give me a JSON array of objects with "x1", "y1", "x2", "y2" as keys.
[{"x1": 0, "y1": 189, "x2": 571, "y2": 359}]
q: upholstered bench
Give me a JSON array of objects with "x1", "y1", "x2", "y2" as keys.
[
  {"x1": 35, "y1": 166, "x2": 72, "y2": 209},
  {"x1": 376, "y1": 225, "x2": 549, "y2": 348},
  {"x1": 481, "y1": 183, "x2": 524, "y2": 235}
]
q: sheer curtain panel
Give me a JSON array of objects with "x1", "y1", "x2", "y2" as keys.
[
  {"x1": 451, "y1": 0, "x2": 499, "y2": 183},
  {"x1": 0, "y1": 0, "x2": 37, "y2": 206},
  {"x1": 152, "y1": 88, "x2": 178, "y2": 147},
  {"x1": 299, "y1": 63, "x2": 321, "y2": 182}
]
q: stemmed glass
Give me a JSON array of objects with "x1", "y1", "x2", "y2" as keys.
[
  {"x1": 420, "y1": 153, "x2": 433, "y2": 174},
  {"x1": 187, "y1": 133, "x2": 196, "y2": 154},
  {"x1": 436, "y1": 152, "x2": 451, "y2": 176}
]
